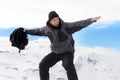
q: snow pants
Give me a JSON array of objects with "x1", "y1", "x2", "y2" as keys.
[{"x1": 39, "y1": 52, "x2": 78, "y2": 80}]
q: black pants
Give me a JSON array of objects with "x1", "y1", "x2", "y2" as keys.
[{"x1": 39, "y1": 52, "x2": 78, "y2": 80}]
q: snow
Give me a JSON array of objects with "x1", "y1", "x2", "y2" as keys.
[{"x1": 0, "y1": 37, "x2": 120, "y2": 80}]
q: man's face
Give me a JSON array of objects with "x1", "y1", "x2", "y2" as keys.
[{"x1": 50, "y1": 17, "x2": 59, "y2": 27}]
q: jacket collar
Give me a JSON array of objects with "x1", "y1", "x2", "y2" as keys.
[{"x1": 46, "y1": 19, "x2": 62, "y2": 30}]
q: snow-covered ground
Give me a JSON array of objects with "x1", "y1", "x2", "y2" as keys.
[{"x1": 0, "y1": 37, "x2": 120, "y2": 80}]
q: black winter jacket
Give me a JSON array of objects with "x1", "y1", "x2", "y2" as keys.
[{"x1": 26, "y1": 18, "x2": 93, "y2": 54}]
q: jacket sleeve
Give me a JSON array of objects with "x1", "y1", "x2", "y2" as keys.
[
  {"x1": 65, "y1": 18, "x2": 94, "y2": 34},
  {"x1": 26, "y1": 27, "x2": 48, "y2": 36}
]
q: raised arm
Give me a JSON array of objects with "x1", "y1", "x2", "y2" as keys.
[{"x1": 65, "y1": 16, "x2": 101, "y2": 34}]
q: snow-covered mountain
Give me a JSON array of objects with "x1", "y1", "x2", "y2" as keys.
[{"x1": 0, "y1": 37, "x2": 120, "y2": 80}]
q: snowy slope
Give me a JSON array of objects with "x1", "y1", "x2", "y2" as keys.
[{"x1": 0, "y1": 37, "x2": 120, "y2": 80}]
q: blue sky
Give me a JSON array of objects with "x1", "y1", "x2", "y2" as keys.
[
  {"x1": 73, "y1": 21, "x2": 120, "y2": 51},
  {"x1": 0, "y1": 0, "x2": 120, "y2": 51}
]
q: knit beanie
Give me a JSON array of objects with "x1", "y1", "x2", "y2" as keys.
[{"x1": 48, "y1": 11, "x2": 59, "y2": 21}]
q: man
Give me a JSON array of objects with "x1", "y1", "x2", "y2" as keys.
[{"x1": 25, "y1": 11, "x2": 101, "y2": 80}]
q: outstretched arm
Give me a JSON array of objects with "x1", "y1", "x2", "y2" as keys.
[
  {"x1": 23, "y1": 27, "x2": 48, "y2": 36},
  {"x1": 65, "y1": 16, "x2": 101, "y2": 34}
]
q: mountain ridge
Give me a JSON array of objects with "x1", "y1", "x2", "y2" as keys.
[{"x1": 0, "y1": 37, "x2": 120, "y2": 80}]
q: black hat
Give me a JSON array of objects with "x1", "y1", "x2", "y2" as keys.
[{"x1": 48, "y1": 11, "x2": 59, "y2": 21}]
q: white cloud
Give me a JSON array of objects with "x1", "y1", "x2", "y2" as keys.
[
  {"x1": 88, "y1": 20, "x2": 117, "y2": 29},
  {"x1": 0, "y1": 0, "x2": 120, "y2": 28}
]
